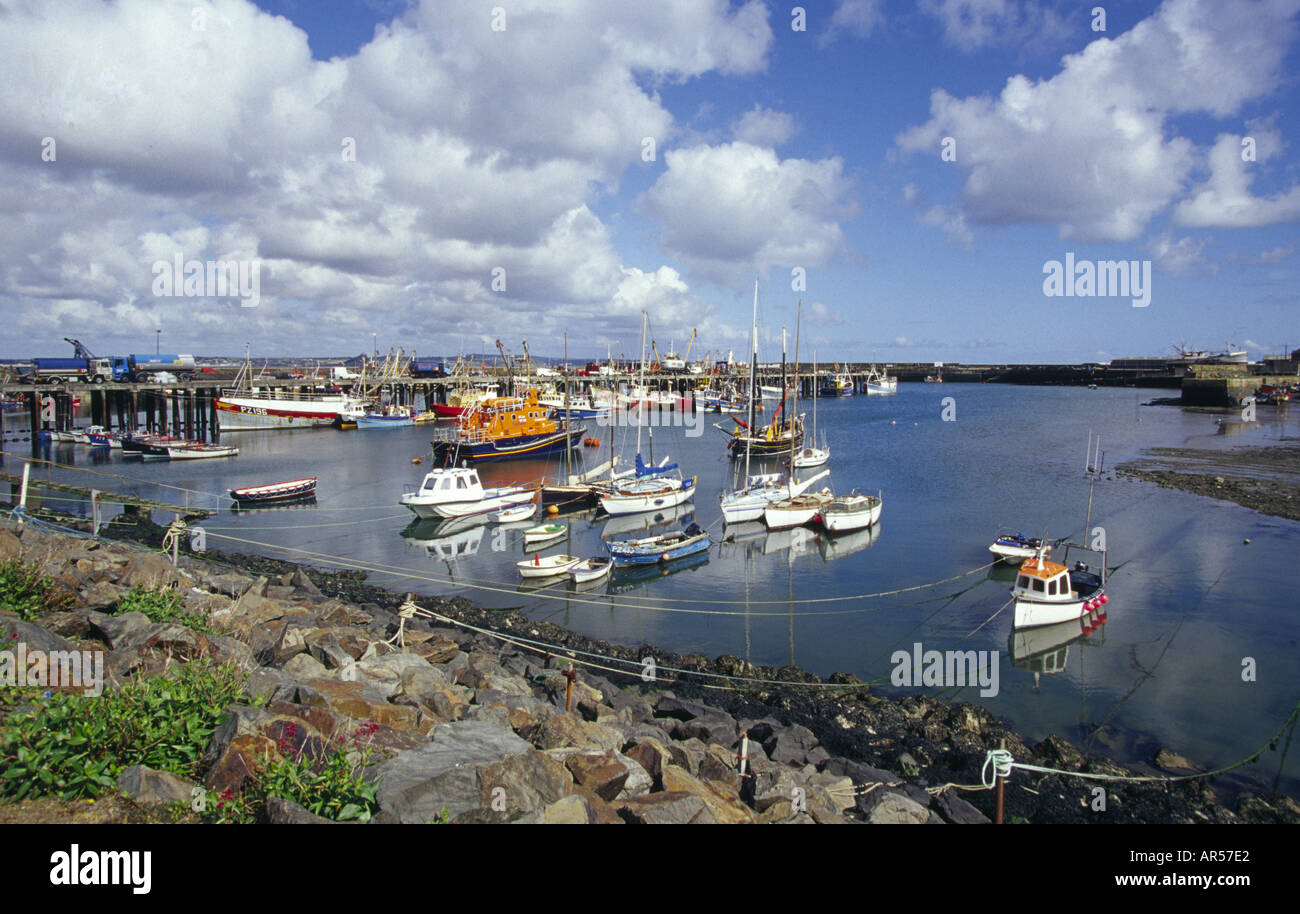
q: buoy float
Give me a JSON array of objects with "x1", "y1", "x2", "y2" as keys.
[
  {"x1": 547, "y1": 504, "x2": 558, "y2": 515},
  {"x1": 411, "y1": 457, "x2": 422, "y2": 464},
  {"x1": 1098, "y1": 594, "x2": 1109, "y2": 605}
]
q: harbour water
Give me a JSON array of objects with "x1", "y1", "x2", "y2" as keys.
[{"x1": 11, "y1": 383, "x2": 1299, "y2": 801}]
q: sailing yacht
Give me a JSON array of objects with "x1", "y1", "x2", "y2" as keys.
[
  {"x1": 723, "y1": 290, "x2": 829, "y2": 522},
  {"x1": 792, "y1": 350, "x2": 829, "y2": 468},
  {"x1": 599, "y1": 312, "x2": 697, "y2": 516}
]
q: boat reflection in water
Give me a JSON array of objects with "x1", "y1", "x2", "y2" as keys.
[
  {"x1": 600, "y1": 505, "x2": 695, "y2": 540},
  {"x1": 229, "y1": 496, "x2": 317, "y2": 514},
  {"x1": 401, "y1": 516, "x2": 490, "y2": 571},
  {"x1": 607, "y1": 550, "x2": 710, "y2": 595},
  {"x1": 815, "y1": 522, "x2": 880, "y2": 562},
  {"x1": 1009, "y1": 607, "x2": 1108, "y2": 690}
]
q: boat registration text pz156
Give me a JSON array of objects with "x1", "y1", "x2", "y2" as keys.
[{"x1": 240, "y1": 406, "x2": 268, "y2": 415}]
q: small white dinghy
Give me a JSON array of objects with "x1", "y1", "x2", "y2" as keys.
[
  {"x1": 569, "y1": 556, "x2": 613, "y2": 584},
  {"x1": 517, "y1": 553, "x2": 582, "y2": 579},
  {"x1": 494, "y1": 504, "x2": 536, "y2": 524},
  {"x1": 523, "y1": 523, "x2": 566, "y2": 545}
]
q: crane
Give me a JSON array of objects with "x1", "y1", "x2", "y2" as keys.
[
  {"x1": 683, "y1": 329, "x2": 697, "y2": 368},
  {"x1": 65, "y1": 338, "x2": 97, "y2": 360},
  {"x1": 650, "y1": 340, "x2": 662, "y2": 372},
  {"x1": 495, "y1": 339, "x2": 514, "y2": 395},
  {"x1": 520, "y1": 339, "x2": 532, "y2": 378}
]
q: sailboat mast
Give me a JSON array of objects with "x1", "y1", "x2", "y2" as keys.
[
  {"x1": 746, "y1": 277, "x2": 758, "y2": 478},
  {"x1": 790, "y1": 302, "x2": 801, "y2": 475},
  {"x1": 812, "y1": 349, "x2": 818, "y2": 445},
  {"x1": 637, "y1": 311, "x2": 647, "y2": 458}
]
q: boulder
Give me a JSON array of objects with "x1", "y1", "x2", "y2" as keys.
[
  {"x1": 265, "y1": 796, "x2": 339, "y2": 824},
  {"x1": 565, "y1": 752, "x2": 630, "y2": 801},
  {"x1": 116, "y1": 765, "x2": 200, "y2": 807},
  {"x1": 868, "y1": 791, "x2": 932, "y2": 824},
  {"x1": 617, "y1": 792, "x2": 716, "y2": 825},
  {"x1": 935, "y1": 790, "x2": 991, "y2": 824},
  {"x1": 295, "y1": 679, "x2": 421, "y2": 732},
  {"x1": 79, "y1": 581, "x2": 127, "y2": 611},
  {"x1": 120, "y1": 552, "x2": 188, "y2": 589},
  {"x1": 522, "y1": 715, "x2": 623, "y2": 752},
  {"x1": 660, "y1": 765, "x2": 755, "y2": 824},
  {"x1": 281, "y1": 653, "x2": 329, "y2": 680},
  {"x1": 370, "y1": 720, "x2": 558, "y2": 823},
  {"x1": 88, "y1": 612, "x2": 152, "y2": 651}
]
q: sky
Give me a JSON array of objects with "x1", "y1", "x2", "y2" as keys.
[{"x1": 1, "y1": 0, "x2": 1297, "y2": 365}]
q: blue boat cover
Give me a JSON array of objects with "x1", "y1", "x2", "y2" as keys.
[{"x1": 635, "y1": 454, "x2": 678, "y2": 477}]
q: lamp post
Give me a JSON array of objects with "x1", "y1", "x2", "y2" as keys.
[{"x1": 156, "y1": 330, "x2": 160, "y2": 354}]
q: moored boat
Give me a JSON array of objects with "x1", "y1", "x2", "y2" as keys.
[
  {"x1": 230, "y1": 476, "x2": 318, "y2": 504},
  {"x1": 569, "y1": 556, "x2": 613, "y2": 584},
  {"x1": 817, "y1": 491, "x2": 882, "y2": 532},
  {"x1": 523, "y1": 522, "x2": 567, "y2": 545},
  {"x1": 764, "y1": 488, "x2": 834, "y2": 530},
  {"x1": 989, "y1": 532, "x2": 1052, "y2": 564},
  {"x1": 399, "y1": 467, "x2": 536, "y2": 519},
  {"x1": 517, "y1": 553, "x2": 583, "y2": 578},
  {"x1": 1011, "y1": 552, "x2": 1108, "y2": 629},
  {"x1": 431, "y1": 389, "x2": 584, "y2": 464},
  {"x1": 604, "y1": 523, "x2": 710, "y2": 566},
  {"x1": 165, "y1": 444, "x2": 239, "y2": 460},
  {"x1": 494, "y1": 503, "x2": 536, "y2": 524}
]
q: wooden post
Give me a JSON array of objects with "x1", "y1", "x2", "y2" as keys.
[
  {"x1": 564, "y1": 666, "x2": 576, "y2": 713},
  {"x1": 171, "y1": 512, "x2": 180, "y2": 565}
]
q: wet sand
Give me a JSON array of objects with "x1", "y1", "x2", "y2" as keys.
[{"x1": 1116, "y1": 443, "x2": 1300, "y2": 523}]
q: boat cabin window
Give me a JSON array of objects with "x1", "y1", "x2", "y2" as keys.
[
  {"x1": 1031, "y1": 578, "x2": 1045, "y2": 593},
  {"x1": 1017, "y1": 575, "x2": 1030, "y2": 589},
  {"x1": 456, "y1": 477, "x2": 468, "y2": 489},
  {"x1": 1047, "y1": 579, "x2": 1057, "y2": 596},
  {"x1": 440, "y1": 477, "x2": 452, "y2": 490}
]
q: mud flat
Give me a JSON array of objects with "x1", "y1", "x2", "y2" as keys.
[{"x1": 1115, "y1": 444, "x2": 1300, "y2": 523}]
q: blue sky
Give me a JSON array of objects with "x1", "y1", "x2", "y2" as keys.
[{"x1": 1, "y1": 0, "x2": 1297, "y2": 364}]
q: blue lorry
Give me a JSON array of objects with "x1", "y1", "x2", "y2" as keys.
[{"x1": 27, "y1": 340, "x2": 197, "y2": 383}]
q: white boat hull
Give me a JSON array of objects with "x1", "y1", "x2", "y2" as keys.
[
  {"x1": 518, "y1": 555, "x2": 582, "y2": 578},
  {"x1": 1013, "y1": 596, "x2": 1098, "y2": 629},
  {"x1": 792, "y1": 447, "x2": 829, "y2": 468},
  {"x1": 765, "y1": 503, "x2": 822, "y2": 530},
  {"x1": 401, "y1": 486, "x2": 534, "y2": 519},
  {"x1": 821, "y1": 499, "x2": 881, "y2": 532},
  {"x1": 216, "y1": 394, "x2": 357, "y2": 430},
  {"x1": 570, "y1": 558, "x2": 614, "y2": 583}
]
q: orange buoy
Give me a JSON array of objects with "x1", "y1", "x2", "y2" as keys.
[
  {"x1": 411, "y1": 457, "x2": 422, "y2": 464},
  {"x1": 547, "y1": 504, "x2": 559, "y2": 515}
]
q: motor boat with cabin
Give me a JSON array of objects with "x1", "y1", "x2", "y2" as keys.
[
  {"x1": 1010, "y1": 551, "x2": 1109, "y2": 629},
  {"x1": 399, "y1": 467, "x2": 537, "y2": 519}
]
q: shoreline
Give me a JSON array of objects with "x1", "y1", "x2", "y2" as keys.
[
  {"x1": 21, "y1": 509, "x2": 1287, "y2": 824},
  {"x1": 1115, "y1": 443, "x2": 1300, "y2": 523}
]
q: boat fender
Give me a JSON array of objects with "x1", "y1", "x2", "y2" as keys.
[
  {"x1": 1098, "y1": 594, "x2": 1108, "y2": 605},
  {"x1": 412, "y1": 457, "x2": 422, "y2": 464},
  {"x1": 534, "y1": 553, "x2": 540, "y2": 565}
]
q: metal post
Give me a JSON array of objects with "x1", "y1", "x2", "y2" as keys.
[
  {"x1": 564, "y1": 666, "x2": 576, "y2": 714},
  {"x1": 171, "y1": 512, "x2": 180, "y2": 565},
  {"x1": 995, "y1": 738, "x2": 1006, "y2": 825},
  {"x1": 18, "y1": 462, "x2": 30, "y2": 523},
  {"x1": 90, "y1": 489, "x2": 100, "y2": 536}
]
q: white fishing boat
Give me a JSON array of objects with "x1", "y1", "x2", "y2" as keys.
[
  {"x1": 764, "y1": 488, "x2": 834, "y2": 530},
  {"x1": 569, "y1": 556, "x2": 614, "y2": 584},
  {"x1": 216, "y1": 356, "x2": 366, "y2": 430},
  {"x1": 863, "y1": 366, "x2": 897, "y2": 395},
  {"x1": 398, "y1": 467, "x2": 536, "y2": 519},
  {"x1": 989, "y1": 532, "x2": 1052, "y2": 564},
  {"x1": 818, "y1": 491, "x2": 882, "y2": 532},
  {"x1": 1011, "y1": 551, "x2": 1108, "y2": 628},
  {"x1": 517, "y1": 553, "x2": 582, "y2": 579}
]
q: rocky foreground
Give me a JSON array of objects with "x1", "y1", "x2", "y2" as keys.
[{"x1": 2, "y1": 517, "x2": 1296, "y2": 824}]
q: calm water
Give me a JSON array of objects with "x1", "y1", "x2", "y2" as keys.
[{"x1": 12, "y1": 385, "x2": 1300, "y2": 799}]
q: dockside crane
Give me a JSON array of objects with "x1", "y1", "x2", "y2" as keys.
[{"x1": 495, "y1": 339, "x2": 514, "y2": 395}]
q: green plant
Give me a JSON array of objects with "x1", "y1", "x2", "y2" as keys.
[
  {"x1": 0, "y1": 659, "x2": 246, "y2": 801},
  {"x1": 0, "y1": 559, "x2": 74, "y2": 621},
  {"x1": 113, "y1": 584, "x2": 217, "y2": 634},
  {"x1": 427, "y1": 807, "x2": 451, "y2": 824},
  {"x1": 203, "y1": 722, "x2": 381, "y2": 824}
]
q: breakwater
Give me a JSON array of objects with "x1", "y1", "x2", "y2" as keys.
[{"x1": 3, "y1": 515, "x2": 1295, "y2": 824}]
